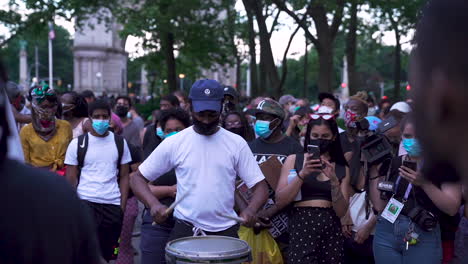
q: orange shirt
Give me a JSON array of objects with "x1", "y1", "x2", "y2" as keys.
[{"x1": 20, "y1": 119, "x2": 73, "y2": 171}]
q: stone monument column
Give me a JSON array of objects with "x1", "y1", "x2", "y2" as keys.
[
  {"x1": 73, "y1": 9, "x2": 127, "y2": 96},
  {"x1": 140, "y1": 65, "x2": 148, "y2": 98},
  {"x1": 19, "y1": 40, "x2": 28, "y2": 87}
]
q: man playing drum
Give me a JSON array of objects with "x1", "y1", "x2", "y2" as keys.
[{"x1": 130, "y1": 79, "x2": 268, "y2": 241}]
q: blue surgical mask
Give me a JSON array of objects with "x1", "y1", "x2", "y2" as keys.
[
  {"x1": 255, "y1": 120, "x2": 275, "y2": 139},
  {"x1": 402, "y1": 138, "x2": 422, "y2": 157},
  {"x1": 156, "y1": 127, "x2": 164, "y2": 138},
  {"x1": 92, "y1": 119, "x2": 110, "y2": 135},
  {"x1": 164, "y1": 131, "x2": 179, "y2": 139}
]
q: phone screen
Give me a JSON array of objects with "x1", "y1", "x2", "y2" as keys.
[
  {"x1": 307, "y1": 145, "x2": 320, "y2": 160},
  {"x1": 403, "y1": 160, "x2": 417, "y2": 171}
]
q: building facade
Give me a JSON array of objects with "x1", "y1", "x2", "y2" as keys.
[{"x1": 73, "y1": 10, "x2": 127, "y2": 96}]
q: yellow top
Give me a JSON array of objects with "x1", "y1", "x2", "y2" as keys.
[{"x1": 20, "y1": 119, "x2": 73, "y2": 171}]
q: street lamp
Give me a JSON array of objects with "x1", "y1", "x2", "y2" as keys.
[
  {"x1": 96, "y1": 72, "x2": 103, "y2": 95},
  {"x1": 179, "y1": 73, "x2": 185, "y2": 90},
  {"x1": 148, "y1": 72, "x2": 157, "y2": 100}
]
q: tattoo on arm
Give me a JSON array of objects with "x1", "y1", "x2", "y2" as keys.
[{"x1": 331, "y1": 183, "x2": 345, "y2": 204}]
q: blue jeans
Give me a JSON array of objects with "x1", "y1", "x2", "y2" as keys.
[
  {"x1": 373, "y1": 215, "x2": 442, "y2": 264},
  {"x1": 140, "y1": 209, "x2": 173, "y2": 264},
  {"x1": 454, "y1": 216, "x2": 468, "y2": 263}
]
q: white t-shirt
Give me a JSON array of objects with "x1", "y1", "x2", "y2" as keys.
[
  {"x1": 139, "y1": 126, "x2": 265, "y2": 232},
  {"x1": 65, "y1": 132, "x2": 132, "y2": 205}
]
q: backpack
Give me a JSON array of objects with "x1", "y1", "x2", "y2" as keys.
[{"x1": 76, "y1": 133, "x2": 124, "y2": 183}]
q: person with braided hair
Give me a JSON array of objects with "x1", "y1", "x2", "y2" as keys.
[
  {"x1": 19, "y1": 84, "x2": 72, "y2": 172},
  {"x1": 0, "y1": 58, "x2": 102, "y2": 264},
  {"x1": 61, "y1": 91, "x2": 89, "y2": 138}
]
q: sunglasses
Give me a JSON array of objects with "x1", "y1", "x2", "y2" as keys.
[{"x1": 310, "y1": 114, "x2": 335, "y2": 120}]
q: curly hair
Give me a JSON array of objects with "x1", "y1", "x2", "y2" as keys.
[{"x1": 159, "y1": 108, "x2": 191, "y2": 131}]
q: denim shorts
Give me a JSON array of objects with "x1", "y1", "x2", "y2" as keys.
[{"x1": 373, "y1": 215, "x2": 442, "y2": 264}]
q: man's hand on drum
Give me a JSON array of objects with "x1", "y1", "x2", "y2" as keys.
[
  {"x1": 240, "y1": 207, "x2": 258, "y2": 228},
  {"x1": 150, "y1": 203, "x2": 169, "y2": 224}
]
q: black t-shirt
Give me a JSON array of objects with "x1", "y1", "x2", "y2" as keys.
[
  {"x1": 340, "y1": 131, "x2": 361, "y2": 188},
  {"x1": 0, "y1": 159, "x2": 101, "y2": 264},
  {"x1": 248, "y1": 136, "x2": 303, "y2": 165},
  {"x1": 248, "y1": 136, "x2": 303, "y2": 240},
  {"x1": 128, "y1": 143, "x2": 143, "y2": 165},
  {"x1": 340, "y1": 131, "x2": 356, "y2": 154},
  {"x1": 387, "y1": 156, "x2": 441, "y2": 216},
  {"x1": 150, "y1": 170, "x2": 177, "y2": 227}
]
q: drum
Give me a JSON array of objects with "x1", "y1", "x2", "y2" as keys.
[{"x1": 165, "y1": 235, "x2": 252, "y2": 264}]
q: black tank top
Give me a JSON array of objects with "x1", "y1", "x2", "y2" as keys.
[{"x1": 294, "y1": 153, "x2": 346, "y2": 202}]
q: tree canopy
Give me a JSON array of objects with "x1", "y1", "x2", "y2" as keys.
[{"x1": 0, "y1": 0, "x2": 428, "y2": 101}]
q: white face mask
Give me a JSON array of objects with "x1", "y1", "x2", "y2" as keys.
[
  {"x1": 368, "y1": 107, "x2": 377, "y2": 116},
  {"x1": 289, "y1": 104, "x2": 297, "y2": 114}
]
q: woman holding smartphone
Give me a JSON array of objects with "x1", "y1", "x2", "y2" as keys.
[
  {"x1": 276, "y1": 114, "x2": 351, "y2": 263},
  {"x1": 372, "y1": 116, "x2": 462, "y2": 264}
]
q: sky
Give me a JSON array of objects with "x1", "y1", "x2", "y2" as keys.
[{"x1": 1, "y1": 0, "x2": 413, "y2": 63}]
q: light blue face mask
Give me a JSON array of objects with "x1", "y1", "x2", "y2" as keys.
[
  {"x1": 156, "y1": 127, "x2": 164, "y2": 138},
  {"x1": 255, "y1": 119, "x2": 277, "y2": 139},
  {"x1": 92, "y1": 119, "x2": 110, "y2": 135},
  {"x1": 164, "y1": 131, "x2": 179, "y2": 139},
  {"x1": 402, "y1": 138, "x2": 422, "y2": 157}
]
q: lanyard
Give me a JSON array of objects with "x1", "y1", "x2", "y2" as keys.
[{"x1": 395, "y1": 176, "x2": 412, "y2": 201}]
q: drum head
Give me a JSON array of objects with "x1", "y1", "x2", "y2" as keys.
[{"x1": 166, "y1": 235, "x2": 251, "y2": 262}]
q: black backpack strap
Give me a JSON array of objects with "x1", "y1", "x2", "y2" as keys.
[
  {"x1": 76, "y1": 133, "x2": 89, "y2": 181},
  {"x1": 294, "y1": 153, "x2": 304, "y2": 172},
  {"x1": 114, "y1": 134, "x2": 125, "y2": 177}
]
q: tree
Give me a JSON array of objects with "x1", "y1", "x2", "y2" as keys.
[
  {"x1": 0, "y1": 0, "x2": 109, "y2": 48},
  {"x1": 114, "y1": 0, "x2": 234, "y2": 92},
  {"x1": 226, "y1": 3, "x2": 249, "y2": 89},
  {"x1": 273, "y1": 0, "x2": 345, "y2": 94},
  {"x1": 241, "y1": 0, "x2": 259, "y2": 96},
  {"x1": 0, "y1": 24, "x2": 74, "y2": 91},
  {"x1": 1, "y1": 0, "x2": 236, "y2": 93},
  {"x1": 345, "y1": 0, "x2": 359, "y2": 96},
  {"x1": 369, "y1": 0, "x2": 425, "y2": 99},
  {"x1": 242, "y1": 0, "x2": 282, "y2": 97},
  {"x1": 280, "y1": 23, "x2": 412, "y2": 102}
]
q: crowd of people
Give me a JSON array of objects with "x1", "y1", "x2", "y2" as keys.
[{"x1": 1, "y1": 0, "x2": 468, "y2": 263}]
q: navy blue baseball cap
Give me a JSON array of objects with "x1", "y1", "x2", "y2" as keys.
[{"x1": 189, "y1": 79, "x2": 224, "y2": 113}]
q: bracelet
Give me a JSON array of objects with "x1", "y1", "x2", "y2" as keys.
[{"x1": 295, "y1": 169, "x2": 305, "y2": 181}]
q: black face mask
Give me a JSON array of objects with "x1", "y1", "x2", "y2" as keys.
[
  {"x1": 309, "y1": 139, "x2": 333, "y2": 154},
  {"x1": 115, "y1": 105, "x2": 129, "y2": 117},
  {"x1": 223, "y1": 102, "x2": 236, "y2": 112},
  {"x1": 227, "y1": 126, "x2": 245, "y2": 137},
  {"x1": 193, "y1": 118, "x2": 220, "y2": 135}
]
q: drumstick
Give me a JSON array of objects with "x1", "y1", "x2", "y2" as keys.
[
  {"x1": 152, "y1": 191, "x2": 190, "y2": 226},
  {"x1": 165, "y1": 191, "x2": 189, "y2": 214},
  {"x1": 218, "y1": 213, "x2": 262, "y2": 227},
  {"x1": 218, "y1": 213, "x2": 246, "y2": 223}
]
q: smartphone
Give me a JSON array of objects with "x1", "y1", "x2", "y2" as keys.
[
  {"x1": 402, "y1": 160, "x2": 417, "y2": 171},
  {"x1": 307, "y1": 145, "x2": 324, "y2": 169},
  {"x1": 307, "y1": 145, "x2": 320, "y2": 160}
]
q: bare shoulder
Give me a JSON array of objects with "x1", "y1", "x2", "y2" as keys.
[{"x1": 284, "y1": 154, "x2": 297, "y2": 167}]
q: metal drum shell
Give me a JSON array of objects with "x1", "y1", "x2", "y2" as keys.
[{"x1": 165, "y1": 235, "x2": 252, "y2": 264}]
